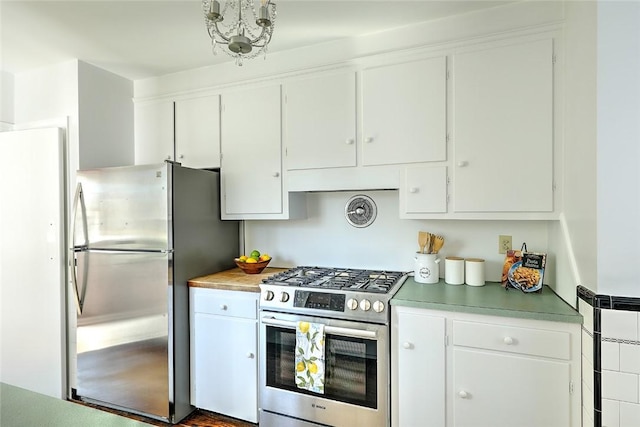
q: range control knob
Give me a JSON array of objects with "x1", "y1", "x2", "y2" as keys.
[
  {"x1": 346, "y1": 298, "x2": 358, "y2": 310},
  {"x1": 280, "y1": 292, "x2": 290, "y2": 303},
  {"x1": 372, "y1": 301, "x2": 385, "y2": 313},
  {"x1": 264, "y1": 290, "x2": 274, "y2": 301},
  {"x1": 360, "y1": 299, "x2": 371, "y2": 311}
]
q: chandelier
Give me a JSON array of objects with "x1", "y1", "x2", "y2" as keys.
[{"x1": 203, "y1": 0, "x2": 277, "y2": 66}]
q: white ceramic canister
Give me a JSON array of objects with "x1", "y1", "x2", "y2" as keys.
[
  {"x1": 414, "y1": 253, "x2": 440, "y2": 284},
  {"x1": 465, "y1": 258, "x2": 486, "y2": 287},
  {"x1": 445, "y1": 256, "x2": 465, "y2": 285}
]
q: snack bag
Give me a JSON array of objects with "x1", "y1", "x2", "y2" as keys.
[{"x1": 503, "y1": 243, "x2": 546, "y2": 293}]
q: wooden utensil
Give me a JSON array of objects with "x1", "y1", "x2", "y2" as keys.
[
  {"x1": 433, "y1": 235, "x2": 445, "y2": 254},
  {"x1": 418, "y1": 231, "x2": 428, "y2": 253}
]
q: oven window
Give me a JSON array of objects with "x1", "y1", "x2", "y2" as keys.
[{"x1": 265, "y1": 326, "x2": 378, "y2": 408}]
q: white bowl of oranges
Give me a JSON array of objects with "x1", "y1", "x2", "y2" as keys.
[{"x1": 235, "y1": 250, "x2": 271, "y2": 274}]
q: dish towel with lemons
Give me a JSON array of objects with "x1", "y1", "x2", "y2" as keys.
[{"x1": 295, "y1": 321, "x2": 325, "y2": 394}]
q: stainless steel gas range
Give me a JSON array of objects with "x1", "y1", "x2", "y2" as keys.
[{"x1": 258, "y1": 266, "x2": 408, "y2": 427}]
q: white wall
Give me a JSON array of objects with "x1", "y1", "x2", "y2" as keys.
[
  {"x1": 597, "y1": 1, "x2": 640, "y2": 298},
  {"x1": 245, "y1": 191, "x2": 551, "y2": 283},
  {"x1": 14, "y1": 59, "x2": 80, "y2": 180},
  {"x1": 0, "y1": 70, "x2": 14, "y2": 126},
  {"x1": 549, "y1": 1, "x2": 598, "y2": 304},
  {"x1": 14, "y1": 60, "x2": 134, "y2": 202}
]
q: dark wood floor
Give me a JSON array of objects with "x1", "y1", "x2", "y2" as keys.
[
  {"x1": 80, "y1": 401, "x2": 256, "y2": 427},
  {"x1": 75, "y1": 339, "x2": 256, "y2": 426}
]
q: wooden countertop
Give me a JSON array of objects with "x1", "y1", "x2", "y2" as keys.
[{"x1": 188, "y1": 267, "x2": 288, "y2": 293}]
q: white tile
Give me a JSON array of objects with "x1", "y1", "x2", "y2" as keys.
[
  {"x1": 602, "y1": 341, "x2": 621, "y2": 371},
  {"x1": 620, "y1": 402, "x2": 640, "y2": 427},
  {"x1": 584, "y1": 354, "x2": 595, "y2": 393},
  {"x1": 580, "y1": 299, "x2": 594, "y2": 333},
  {"x1": 603, "y1": 399, "x2": 620, "y2": 427},
  {"x1": 620, "y1": 344, "x2": 640, "y2": 374},
  {"x1": 583, "y1": 329, "x2": 594, "y2": 365},
  {"x1": 602, "y1": 309, "x2": 639, "y2": 341},
  {"x1": 603, "y1": 370, "x2": 639, "y2": 403}
]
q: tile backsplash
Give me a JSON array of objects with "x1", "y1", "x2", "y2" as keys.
[{"x1": 579, "y1": 287, "x2": 640, "y2": 427}]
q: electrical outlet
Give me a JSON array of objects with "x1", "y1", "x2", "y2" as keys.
[{"x1": 498, "y1": 235, "x2": 512, "y2": 254}]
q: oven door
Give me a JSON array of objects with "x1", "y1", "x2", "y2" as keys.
[{"x1": 259, "y1": 312, "x2": 389, "y2": 427}]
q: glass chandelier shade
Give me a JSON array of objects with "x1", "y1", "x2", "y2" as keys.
[{"x1": 203, "y1": 0, "x2": 277, "y2": 66}]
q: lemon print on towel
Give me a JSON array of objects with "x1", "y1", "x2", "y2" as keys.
[{"x1": 295, "y1": 321, "x2": 326, "y2": 394}]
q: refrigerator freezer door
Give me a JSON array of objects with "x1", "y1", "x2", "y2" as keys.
[
  {"x1": 75, "y1": 250, "x2": 171, "y2": 419},
  {"x1": 75, "y1": 163, "x2": 170, "y2": 251}
]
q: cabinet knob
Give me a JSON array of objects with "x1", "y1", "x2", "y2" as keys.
[
  {"x1": 179, "y1": 154, "x2": 184, "y2": 159},
  {"x1": 345, "y1": 138, "x2": 355, "y2": 145},
  {"x1": 272, "y1": 172, "x2": 280, "y2": 178},
  {"x1": 246, "y1": 352, "x2": 255, "y2": 359},
  {"x1": 409, "y1": 187, "x2": 419, "y2": 194},
  {"x1": 503, "y1": 336, "x2": 514, "y2": 345},
  {"x1": 166, "y1": 155, "x2": 172, "y2": 160},
  {"x1": 402, "y1": 342, "x2": 413, "y2": 350},
  {"x1": 220, "y1": 304, "x2": 228, "y2": 311},
  {"x1": 457, "y1": 161, "x2": 468, "y2": 167},
  {"x1": 458, "y1": 390, "x2": 469, "y2": 399},
  {"x1": 364, "y1": 137, "x2": 374, "y2": 143}
]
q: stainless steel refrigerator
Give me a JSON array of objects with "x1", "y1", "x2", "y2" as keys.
[{"x1": 69, "y1": 162, "x2": 239, "y2": 423}]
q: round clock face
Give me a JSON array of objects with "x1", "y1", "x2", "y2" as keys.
[{"x1": 344, "y1": 195, "x2": 377, "y2": 228}]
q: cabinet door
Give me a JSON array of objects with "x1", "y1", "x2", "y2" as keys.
[
  {"x1": 193, "y1": 313, "x2": 258, "y2": 423},
  {"x1": 220, "y1": 85, "x2": 282, "y2": 215},
  {"x1": 453, "y1": 39, "x2": 553, "y2": 212},
  {"x1": 175, "y1": 95, "x2": 221, "y2": 169},
  {"x1": 452, "y1": 348, "x2": 571, "y2": 427},
  {"x1": 400, "y1": 166, "x2": 448, "y2": 214},
  {"x1": 284, "y1": 72, "x2": 357, "y2": 170},
  {"x1": 392, "y1": 308, "x2": 446, "y2": 427},
  {"x1": 134, "y1": 101, "x2": 174, "y2": 164},
  {"x1": 362, "y1": 56, "x2": 447, "y2": 166}
]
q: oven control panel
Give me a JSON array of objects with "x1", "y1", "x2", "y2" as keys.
[{"x1": 293, "y1": 290, "x2": 345, "y2": 312}]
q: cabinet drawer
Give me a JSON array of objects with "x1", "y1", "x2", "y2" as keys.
[
  {"x1": 192, "y1": 289, "x2": 257, "y2": 319},
  {"x1": 452, "y1": 320, "x2": 571, "y2": 360}
]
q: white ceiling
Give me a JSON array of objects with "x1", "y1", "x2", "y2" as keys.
[{"x1": 0, "y1": 0, "x2": 512, "y2": 80}]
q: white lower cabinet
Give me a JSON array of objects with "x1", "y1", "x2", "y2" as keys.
[
  {"x1": 190, "y1": 288, "x2": 259, "y2": 423},
  {"x1": 392, "y1": 309, "x2": 446, "y2": 427},
  {"x1": 452, "y1": 348, "x2": 570, "y2": 427},
  {"x1": 392, "y1": 306, "x2": 581, "y2": 427}
]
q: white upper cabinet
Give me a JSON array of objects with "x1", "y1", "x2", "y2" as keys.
[
  {"x1": 134, "y1": 100, "x2": 174, "y2": 164},
  {"x1": 400, "y1": 166, "x2": 448, "y2": 216},
  {"x1": 220, "y1": 84, "x2": 284, "y2": 217},
  {"x1": 284, "y1": 71, "x2": 357, "y2": 170},
  {"x1": 361, "y1": 56, "x2": 447, "y2": 166},
  {"x1": 174, "y1": 95, "x2": 221, "y2": 169},
  {"x1": 452, "y1": 39, "x2": 554, "y2": 213}
]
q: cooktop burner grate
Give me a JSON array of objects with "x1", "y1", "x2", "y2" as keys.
[{"x1": 262, "y1": 266, "x2": 405, "y2": 294}]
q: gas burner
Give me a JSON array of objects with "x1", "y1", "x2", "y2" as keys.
[{"x1": 262, "y1": 266, "x2": 405, "y2": 293}]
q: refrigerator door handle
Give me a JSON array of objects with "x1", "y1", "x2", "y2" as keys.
[
  {"x1": 86, "y1": 248, "x2": 174, "y2": 254},
  {"x1": 69, "y1": 182, "x2": 89, "y2": 314}
]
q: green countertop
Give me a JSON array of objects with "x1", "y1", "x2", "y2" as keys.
[
  {"x1": 391, "y1": 277, "x2": 582, "y2": 324},
  {"x1": 0, "y1": 383, "x2": 152, "y2": 427}
]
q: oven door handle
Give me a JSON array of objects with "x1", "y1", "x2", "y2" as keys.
[{"x1": 261, "y1": 316, "x2": 378, "y2": 340}]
